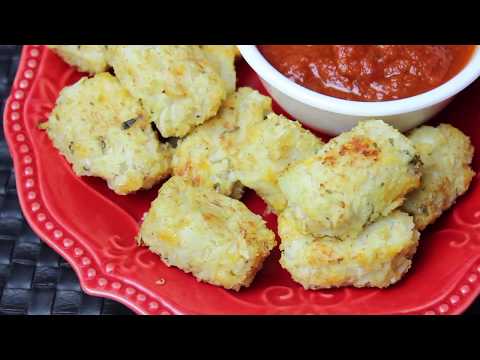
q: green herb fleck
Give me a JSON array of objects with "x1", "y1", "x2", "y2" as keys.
[
  {"x1": 98, "y1": 136, "x2": 106, "y2": 153},
  {"x1": 122, "y1": 118, "x2": 137, "y2": 130},
  {"x1": 409, "y1": 154, "x2": 422, "y2": 167}
]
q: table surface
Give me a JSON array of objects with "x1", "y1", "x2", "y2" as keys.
[{"x1": 1, "y1": 45, "x2": 479, "y2": 315}]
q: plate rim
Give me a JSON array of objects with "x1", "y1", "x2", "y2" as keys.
[{"x1": 3, "y1": 45, "x2": 480, "y2": 315}]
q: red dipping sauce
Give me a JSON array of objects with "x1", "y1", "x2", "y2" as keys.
[{"x1": 258, "y1": 45, "x2": 476, "y2": 102}]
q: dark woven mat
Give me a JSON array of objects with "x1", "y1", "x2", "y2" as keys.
[
  {"x1": 0, "y1": 45, "x2": 478, "y2": 315},
  {"x1": 0, "y1": 45, "x2": 134, "y2": 315}
]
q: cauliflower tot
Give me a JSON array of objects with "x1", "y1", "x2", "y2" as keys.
[
  {"x1": 200, "y1": 45, "x2": 239, "y2": 94},
  {"x1": 138, "y1": 176, "x2": 276, "y2": 291},
  {"x1": 108, "y1": 45, "x2": 227, "y2": 138},
  {"x1": 173, "y1": 87, "x2": 272, "y2": 198},
  {"x1": 279, "y1": 120, "x2": 422, "y2": 241},
  {"x1": 44, "y1": 73, "x2": 172, "y2": 195},
  {"x1": 279, "y1": 209, "x2": 420, "y2": 289},
  {"x1": 402, "y1": 124, "x2": 475, "y2": 230},
  {"x1": 48, "y1": 45, "x2": 110, "y2": 74}
]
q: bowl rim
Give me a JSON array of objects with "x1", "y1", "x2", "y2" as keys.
[{"x1": 237, "y1": 45, "x2": 480, "y2": 117}]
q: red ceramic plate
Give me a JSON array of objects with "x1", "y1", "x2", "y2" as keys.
[{"x1": 4, "y1": 45, "x2": 480, "y2": 315}]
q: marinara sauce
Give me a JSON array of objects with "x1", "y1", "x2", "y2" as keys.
[{"x1": 258, "y1": 45, "x2": 475, "y2": 101}]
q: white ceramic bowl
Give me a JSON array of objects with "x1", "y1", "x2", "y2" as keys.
[{"x1": 238, "y1": 45, "x2": 480, "y2": 135}]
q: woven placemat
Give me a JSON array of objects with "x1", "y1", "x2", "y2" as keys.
[
  {"x1": 1, "y1": 45, "x2": 479, "y2": 315},
  {"x1": 0, "y1": 45, "x2": 134, "y2": 315}
]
